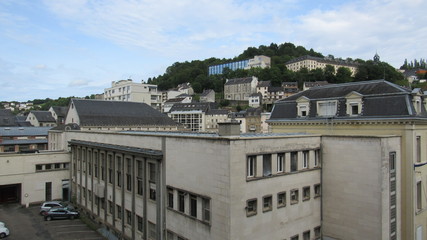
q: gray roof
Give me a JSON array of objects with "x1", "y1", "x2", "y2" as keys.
[
  {"x1": 30, "y1": 111, "x2": 56, "y2": 122},
  {"x1": 51, "y1": 106, "x2": 68, "y2": 117},
  {"x1": 268, "y1": 87, "x2": 284, "y2": 93},
  {"x1": 201, "y1": 89, "x2": 214, "y2": 96},
  {"x1": 206, "y1": 109, "x2": 229, "y2": 115},
  {"x1": 71, "y1": 99, "x2": 178, "y2": 126},
  {"x1": 304, "y1": 81, "x2": 329, "y2": 88},
  {"x1": 0, "y1": 109, "x2": 16, "y2": 126},
  {"x1": 169, "y1": 102, "x2": 217, "y2": 113},
  {"x1": 0, "y1": 127, "x2": 51, "y2": 136},
  {"x1": 257, "y1": 81, "x2": 271, "y2": 87},
  {"x1": 0, "y1": 139, "x2": 47, "y2": 146},
  {"x1": 225, "y1": 77, "x2": 255, "y2": 85},
  {"x1": 270, "y1": 80, "x2": 425, "y2": 120}
]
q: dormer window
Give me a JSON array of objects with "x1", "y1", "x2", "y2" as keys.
[
  {"x1": 345, "y1": 91, "x2": 363, "y2": 116},
  {"x1": 317, "y1": 100, "x2": 337, "y2": 117},
  {"x1": 296, "y1": 96, "x2": 310, "y2": 118}
]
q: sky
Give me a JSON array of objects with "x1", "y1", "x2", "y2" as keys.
[{"x1": 0, "y1": 0, "x2": 426, "y2": 102}]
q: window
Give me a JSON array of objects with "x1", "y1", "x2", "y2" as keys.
[
  {"x1": 303, "y1": 151, "x2": 309, "y2": 169},
  {"x1": 416, "y1": 136, "x2": 421, "y2": 163},
  {"x1": 314, "y1": 150, "x2": 320, "y2": 167},
  {"x1": 317, "y1": 100, "x2": 337, "y2": 116},
  {"x1": 277, "y1": 154, "x2": 284, "y2": 173},
  {"x1": 202, "y1": 198, "x2": 210, "y2": 222},
  {"x1": 137, "y1": 160, "x2": 143, "y2": 196},
  {"x1": 299, "y1": 105, "x2": 308, "y2": 117},
  {"x1": 36, "y1": 164, "x2": 42, "y2": 171},
  {"x1": 303, "y1": 186, "x2": 310, "y2": 201},
  {"x1": 148, "y1": 222, "x2": 156, "y2": 239},
  {"x1": 263, "y1": 195, "x2": 272, "y2": 212},
  {"x1": 291, "y1": 152, "x2": 298, "y2": 172},
  {"x1": 291, "y1": 189, "x2": 299, "y2": 204},
  {"x1": 290, "y1": 235, "x2": 299, "y2": 240},
  {"x1": 247, "y1": 156, "x2": 256, "y2": 177},
  {"x1": 109, "y1": 201, "x2": 114, "y2": 214},
  {"x1": 137, "y1": 215, "x2": 143, "y2": 232},
  {"x1": 303, "y1": 231, "x2": 310, "y2": 240},
  {"x1": 263, "y1": 154, "x2": 272, "y2": 176},
  {"x1": 94, "y1": 153, "x2": 99, "y2": 178},
  {"x1": 178, "y1": 191, "x2": 185, "y2": 213},
  {"x1": 149, "y1": 163, "x2": 156, "y2": 200},
  {"x1": 116, "y1": 157, "x2": 122, "y2": 187},
  {"x1": 108, "y1": 155, "x2": 113, "y2": 184},
  {"x1": 417, "y1": 181, "x2": 422, "y2": 210},
  {"x1": 88, "y1": 152, "x2": 92, "y2": 175},
  {"x1": 168, "y1": 188, "x2": 174, "y2": 208},
  {"x1": 314, "y1": 184, "x2": 321, "y2": 198},
  {"x1": 100, "y1": 153, "x2": 105, "y2": 181},
  {"x1": 116, "y1": 205, "x2": 122, "y2": 219},
  {"x1": 350, "y1": 104, "x2": 359, "y2": 115},
  {"x1": 126, "y1": 158, "x2": 132, "y2": 191},
  {"x1": 126, "y1": 210, "x2": 132, "y2": 225},
  {"x1": 314, "y1": 226, "x2": 321, "y2": 238},
  {"x1": 390, "y1": 152, "x2": 396, "y2": 172},
  {"x1": 246, "y1": 198, "x2": 257, "y2": 217},
  {"x1": 45, "y1": 164, "x2": 52, "y2": 170},
  {"x1": 190, "y1": 194, "x2": 197, "y2": 217},
  {"x1": 277, "y1": 191, "x2": 286, "y2": 208}
]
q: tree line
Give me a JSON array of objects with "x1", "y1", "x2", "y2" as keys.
[{"x1": 148, "y1": 42, "x2": 406, "y2": 94}]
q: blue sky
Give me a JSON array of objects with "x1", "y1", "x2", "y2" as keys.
[{"x1": 1, "y1": 0, "x2": 425, "y2": 102}]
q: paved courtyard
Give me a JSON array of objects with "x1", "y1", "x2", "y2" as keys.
[{"x1": 0, "y1": 203, "x2": 104, "y2": 240}]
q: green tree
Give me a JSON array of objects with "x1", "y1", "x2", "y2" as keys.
[{"x1": 335, "y1": 67, "x2": 353, "y2": 83}]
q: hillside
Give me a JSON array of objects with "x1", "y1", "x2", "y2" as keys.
[{"x1": 148, "y1": 42, "x2": 406, "y2": 93}]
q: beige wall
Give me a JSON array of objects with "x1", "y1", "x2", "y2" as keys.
[
  {"x1": 0, "y1": 152, "x2": 70, "y2": 206},
  {"x1": 321, "y1": 136, "x2": 401, "y2": 240}
]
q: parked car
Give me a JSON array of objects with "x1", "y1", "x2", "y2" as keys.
[
  {"x1": 42, "y1": 207, "x2": 79, "y2": 221},
  {"x1": 39, "y1": 201, "x2": 74, "y2": 215},
  {"x1": 0, "y1": 222, "x2": 10, "y2": 238}
]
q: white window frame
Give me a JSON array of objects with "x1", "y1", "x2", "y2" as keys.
[
  {"x1": 317, "y1": 100, "x2": 337, "y2": 117},
  {"x1": 247, "y1": 156, "x2": 256, "y2": 178},
  {"x1": 303, "y1": 151, "x2": 309, "y2": 169}
]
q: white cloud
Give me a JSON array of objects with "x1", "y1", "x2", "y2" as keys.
[{"x1": 68, "y1": 79, "x2": 90, "y2": 87}]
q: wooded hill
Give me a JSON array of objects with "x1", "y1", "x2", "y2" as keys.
[{"x1": 147, "y1": 42, "x2": 406, "y2": 93}]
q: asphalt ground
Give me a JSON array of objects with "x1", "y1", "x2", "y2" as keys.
[{"x1": 0, "y1": 203, "x2": 104, "y2": 240}]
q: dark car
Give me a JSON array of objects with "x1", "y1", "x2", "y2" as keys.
[{"x1": 42, "y1": 207, "x2": 79, "y2": 221}]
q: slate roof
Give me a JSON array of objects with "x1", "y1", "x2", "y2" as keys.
[
  {"x1": 169, "y1": 102, "x2": 217, "y2": 113},
  {"x1": 257, "y1": 81, "x2": 271, "y2": 87},
  {"x1": 0, "y1": 109, "x2": 16, "y2": 126},
  {"x1": 201, "y1": 89, "x2": 214, "y2": 96},
  {"x1": 304, "y1": 81, "x2": 329, "y2": 89},
  {"x1": 270, "y1": 80, "x2": 426, "y2": 120},
  {"x1": 0, "y1": 127, "x2": 51, "y2": 136},
  {"x1": 206, "y1": 109, "x2": 229, "y2": 115},
  {"x1": 30, "y1": 111, "x2": 56, "y2": 122},
  {"x1": 71, "y1": 99, "x2": 178, "y2": 126},
  {"x1": 51, "y1": 106, "x2": 68, "y2": 118},
  {"x1": 268, "y1": 87, "x2": 284, "y2": 93},
  {"x1": 225, "y1": 77, "x2": 255, "y2": 85}
]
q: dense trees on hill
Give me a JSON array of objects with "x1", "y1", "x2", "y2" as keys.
[{"x1": 148, "y1": 42, "x2": 406, "y2": 93}]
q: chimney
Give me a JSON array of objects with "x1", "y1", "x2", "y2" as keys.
[{"x1": 218, "y1": 121, "x2": 240, "y2": 136}]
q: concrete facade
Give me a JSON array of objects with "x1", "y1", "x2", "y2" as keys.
[{"x1": 0, "y1": 151, "x2": 70, "y2": 205}]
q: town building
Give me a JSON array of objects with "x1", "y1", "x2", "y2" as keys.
[
  {"x1": 176, "y1": 83, "x2": 194, "y2": 96},
  {"x1": 0, "y1": 127, "x2": 51, "y2": 152},
  {"x1": 163, "y1": 95, "x2": 193, "y2": 113},
  {"x1": 208, "y1": 55, "x2": 271, "y2": 75},
  {"x1": 26, "y1": 111, "x2": 57, "y2": 127},
  {"x1": 268, "y1": 79, "x2": 425, "y2": 240},
  {"x1": 49, "y1": 106, "x2": 68, "y2": 125},
  {"x1": 103, "y1": 79, "x2": 162, "y2": 110},
  {"x1": 248, "y1": 93, "x2": 262, "y2": 108},
  {"x1": 64, "y1": 99, "x2": 180, "y2": 132},
  {"x1": 285, "y1": 55, "x2": 358, "y2": 76},
  {"x1": 167, "y1": 102, "x2": 218, "y2": 132},
  {"x1": 224, "y1": 76, "x2": 258, "y2": 101},
  {"x1": 282, "y1": 82, "x2": 299, "y2": 98},
  {"x1": 205, "y1": 109, "x2": 230, "y2": 132},
  {"x1": 200, "y1": 89, "x2": 215, "y2": 103},
  {"x1": 0, "y1": 151, "x2": 70, "y2": 204},
  {"x1": 0, "y1": 110, "x2": 18, "y2": 127}
]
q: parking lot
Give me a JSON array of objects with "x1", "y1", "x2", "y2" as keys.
[{"x1": 0, "y1": 203, "x2": 104, "y2": 240}]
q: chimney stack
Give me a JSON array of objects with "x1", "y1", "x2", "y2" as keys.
[{"x1": 218, "y1": 121, "x2": 240, "y2": 136}]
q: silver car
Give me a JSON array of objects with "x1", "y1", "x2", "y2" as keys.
[
  {"x1": 0, "y1": 222, "x2": 9, "y2": 238},
  {"x1": 39, "y1": 201, "x2": 74, "y2": 215}
]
